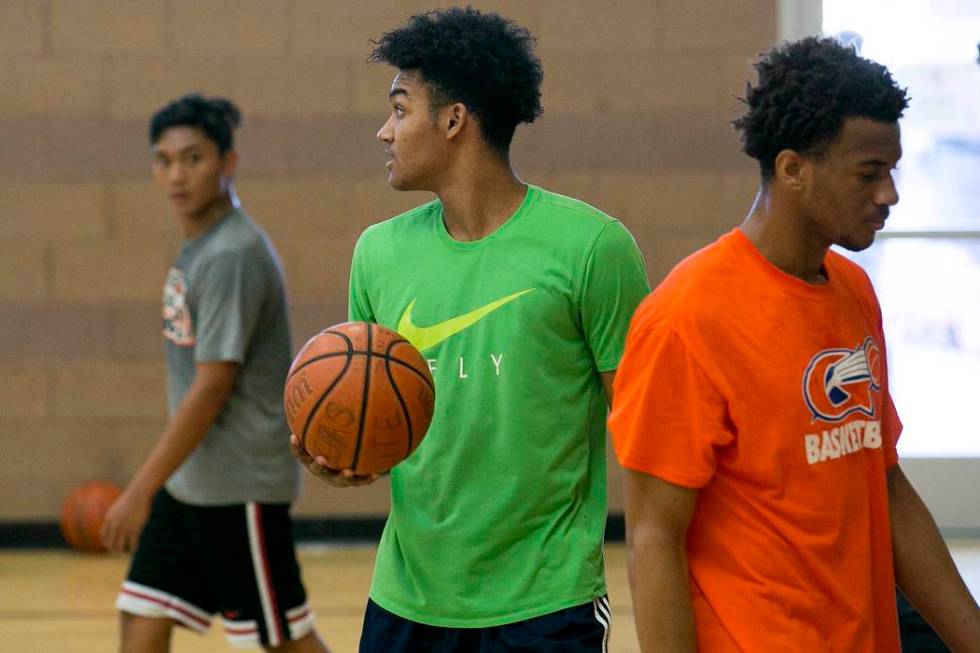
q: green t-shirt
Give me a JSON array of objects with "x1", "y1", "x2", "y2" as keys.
[{"x1": 349, "y1": 185, "x2": 649, "y2": 627}]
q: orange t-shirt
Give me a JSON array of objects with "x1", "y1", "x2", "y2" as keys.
[{"x1": 609, "y1": 229, "x2": 902, "y2": 652}]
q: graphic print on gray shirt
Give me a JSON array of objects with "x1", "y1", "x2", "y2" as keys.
[{"x1": 162, "y1": 208, "x2": 299, "y2": 505}]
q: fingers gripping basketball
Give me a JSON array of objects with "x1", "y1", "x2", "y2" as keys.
[{"x1": 284, "y1": 322, "x2": 435, "y2": 475}]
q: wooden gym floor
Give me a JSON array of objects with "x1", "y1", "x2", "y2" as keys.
[{"x1": 2, "y1": 541, "x2": 978, "y2": 652}]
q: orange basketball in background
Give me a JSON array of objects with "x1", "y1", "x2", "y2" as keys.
[
  {"x1": 284, "y1": 321, "x2": 435, "y2": 475},
  {"x1": 59, "y1": 481, "x2": 121, "y2": 553}
]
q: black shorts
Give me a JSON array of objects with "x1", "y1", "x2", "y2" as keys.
[
  {"x1": 359, "y1": 596, "x2": 611, "y2": 653},
  {"x1": 116, "y1": 489, "x2": 314, "y2": 648}
]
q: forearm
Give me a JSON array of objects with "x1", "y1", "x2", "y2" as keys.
[
  {"x1": 126, "y1": 375, "x2": 233, "y2": 498},
  {"x1": 628, "y1": 527, "x2": 697, "y2": 652},
  {"x1": 890, "y1": 467, "x2": 980, "y2": 651}
]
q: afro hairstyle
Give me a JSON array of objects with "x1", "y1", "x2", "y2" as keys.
[
  {"x1": 733, "y1": 36, "x2": 909, "y2": 182},
  {"x1": 370, "y1": 7, "x2": 543, "y2": 154}
]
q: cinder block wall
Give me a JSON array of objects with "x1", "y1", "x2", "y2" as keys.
[{"x1": 0, "y1": 0, "x2": 776, "y2": 521}]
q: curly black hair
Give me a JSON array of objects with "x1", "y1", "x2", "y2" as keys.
[
  {"x1": 733, "y1": 37, "x2": 909, "y2": 181},
  {"x1": 149, "y1": 94, "x2": 242, "y2": 154},
  {"x1": 370, "y1": 7, "x2": 543, "y2": 154}
]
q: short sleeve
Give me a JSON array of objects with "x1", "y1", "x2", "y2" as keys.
[
  {"x1": 193, "y1": 249, "x2": 265, "y2": 363},
  {"x1": 860, "y1": 263, "x2": 902, "y2": 466},
  {"x1": 608, "y1": 323, "x2": 734, "y2": 488},
  {"x1": 579, "y1": 221, "x2": 650, "y2": 371},
  {"x1": 878, "y1": 324, "x2": 902, "y2": 467},
  {"x1": 348, "y1": 232, "x2": 375, "y2": 323}
]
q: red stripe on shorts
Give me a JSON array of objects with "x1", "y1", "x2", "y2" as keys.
[
  {"x1": 121, "y1": 587, "x2": 210, "y2": 629},
  {"x1": 254, "y1": 504, "x2": 284, "y2": 644}
]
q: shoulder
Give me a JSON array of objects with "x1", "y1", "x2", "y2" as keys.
[
  {"x1": 528, "y1": 186, "x2": 644, "y2": 264},
  {"x1": 360, "y1": 200, "x2": 440, "y2": 240},
  {"x1": 632, "y1": 233, "x2": 740, "y2": 333},
  {"x1": 200, "y1": 210, "x2": 277, "y2": 269},
  {"x1": 531, "y1": 186, "x2": 622, "y2": 233}
]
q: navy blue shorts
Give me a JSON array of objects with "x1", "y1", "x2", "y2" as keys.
[
  {"x1": 116, "y1": 489, "x2": 315, "y2": 648},
  {"x1": 359, "y1": 596, "x2": 611, "y2": 652}
]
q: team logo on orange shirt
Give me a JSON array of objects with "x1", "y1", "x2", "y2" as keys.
[{"x1": 802, "y1": 336, "x2": 881, "y2": 422}]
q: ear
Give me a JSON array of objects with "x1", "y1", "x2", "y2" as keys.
[
  {"x1": 221, "y1": 150, "x2": 239, "y2": 179},
  {"x1": 773, "y1": 149, "x2": 808, "y2": 191},
  {"x1": 444, "y1": 103, "x2": 467, "y2": 141}
]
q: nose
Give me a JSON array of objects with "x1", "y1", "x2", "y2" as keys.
[
  {"x1": 377, "y1": 114, "x2": 394, "y2": 144},
  {"x1": 167, "y1": 163, "x2": 187, "y2": 185},
  {"x1": 876, "y1": 173, "x2": 899, "y2": 207}
]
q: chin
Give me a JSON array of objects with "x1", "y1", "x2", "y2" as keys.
[
  {"x1": 387, "y1": 175, "x2": 420, "y2": 192},
  {"x1": 837, "y1": 235, "x2": 876, "y2": 252}
]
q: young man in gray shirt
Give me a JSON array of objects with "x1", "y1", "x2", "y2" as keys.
[{"x1": 101, "y1": 94, "x2": 329, "y2": 653}]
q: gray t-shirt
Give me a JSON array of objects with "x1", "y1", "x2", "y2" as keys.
[{"x1": 161, "y1": 207, "x2": 299, "y2": 505}]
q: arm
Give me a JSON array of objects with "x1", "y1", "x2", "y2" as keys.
[
  {"x1": 624, "y1": 469, "x2": 699, "y2": 653},
  {"x1": 601, "y1": 370, "x2": 616, "y2": 406},
  {"x1": 101, "y1": 361, "x2": 238, "y2": 552},
  {"x1": 889, "y1": 464, "x2": 980, "y2": 651}
]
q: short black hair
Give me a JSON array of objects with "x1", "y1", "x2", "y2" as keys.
[
  {"x1": 370, "y1": 7, "x2": 543, "y2": 154},
  {"x1": 733, "y1": 37, "x2": 909, "y2": 181},
  {"x1": 149, "y1": 94, "x2": 242, "y2": 154}
]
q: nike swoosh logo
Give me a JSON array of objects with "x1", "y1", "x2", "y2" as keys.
[{"x1": 397, "y1": 289, "x2": 535, "y2": 352}]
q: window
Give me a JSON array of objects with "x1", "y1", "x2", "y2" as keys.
[{"x1": 823, "y1": 1, "x2": 980, "y2": 457}]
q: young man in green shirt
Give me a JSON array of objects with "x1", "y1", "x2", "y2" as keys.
[{"x1": 292, "y1": 8, "x2": 649, "y2": 651}]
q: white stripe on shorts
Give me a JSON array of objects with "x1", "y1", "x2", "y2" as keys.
[
  {"x1": 286, "y1": 602, "x2": 317, "y2": 640},
  {"x1": 246, "y1": 502, "x2": 284, "y2": 647},
  {"x1": 116, "y1": 580, "x2": 211, "y2": 633},
  {"x1": 221, "y1": 617, "x2": 260, "y2": 649},
  {"x1": 593, "y1": 596, "x2": 610, "y2": 653}
]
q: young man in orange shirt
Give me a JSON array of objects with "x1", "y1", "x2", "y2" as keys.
[{"x1": 608, "y1": 37, "x2": 980, "y2": 651}]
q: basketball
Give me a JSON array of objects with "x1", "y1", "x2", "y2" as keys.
[
  {"x1": 284, "y1": 321, "x2": 436, "y2": 475},
  {"x1": 59, "y1": 481, "x2": 121, "y2": 553}
]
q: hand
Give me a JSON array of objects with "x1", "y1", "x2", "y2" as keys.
[
  {"x1": 100, "y1": 488, "x2": 152, "y2": 554},
  {"x1": 289, "y1": 434, "x2": 380, "y2": 487}
]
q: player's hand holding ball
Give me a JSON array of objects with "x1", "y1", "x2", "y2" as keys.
[
  {"x1": 288, "y1": 434, "x2": 380, "y2": 487},
  {"x1": 284, "y1": 322, "x2": 435, "y2": 487}
]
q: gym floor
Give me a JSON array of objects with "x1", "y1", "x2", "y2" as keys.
[{"x1": 2, "y1": 540, "x2": 979, "y2": 652}]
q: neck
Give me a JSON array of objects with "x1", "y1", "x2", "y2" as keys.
[
  {"x1": 179, "y1": 190, "x2": 234, "y2": 239},
  {"x1": 740, "y1": 185, "x2": 830, "y2": 284},
  {"x1": 434, "y1": 152, "x2": 526, "y2": 242}
]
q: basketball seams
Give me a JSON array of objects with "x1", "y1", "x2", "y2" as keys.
[
  {"x1": 386, "y1": 355, "x2": 435, "y2": 391},
  {"x1": 384, "y1": 341, "x2": 415, "y2": 460},
  {"x1": 286, "y1": 330, "x2": 354, "y2": 381},
  {"x1": 285, "y1": 323, "x2": 435, "y2": 475},
  {"x1": 299, "y1": 352, "x2": 354, "y2": 457},
  {"x1": 350, "y1": 324, "x2": 373, "y2": 472},
  {"x1": 285, "y1": 351, "x2": 350, "y2": 381}
]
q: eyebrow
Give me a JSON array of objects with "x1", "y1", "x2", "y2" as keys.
[
  {"x1": 152, "y1": 144, "x2": 203, "y2": 157},
  {"x1": 856, "y1": 158, "x2": 896, "y2": 167},
  {"x1": 389, "y1": 87, "x2": 409, "y2": 100}
]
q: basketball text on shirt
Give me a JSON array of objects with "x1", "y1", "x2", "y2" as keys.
[{"x1": 801, "y1": 337, "x2": 884, "y2": 465}]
